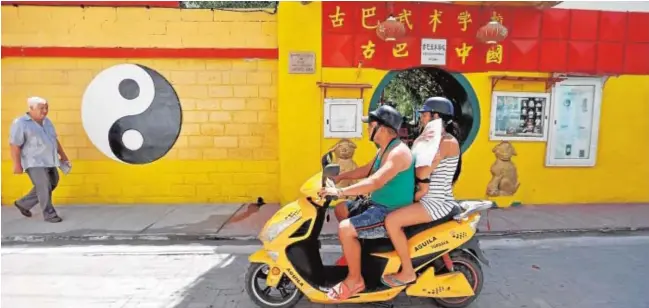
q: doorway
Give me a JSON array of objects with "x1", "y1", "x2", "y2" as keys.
[{"x1": 370, "y1": 67, "x2": 480, "y2": 152}]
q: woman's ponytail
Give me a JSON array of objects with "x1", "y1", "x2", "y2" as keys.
[{"x1": 444, "y1": 119, "x2": 462, "y2": 184}]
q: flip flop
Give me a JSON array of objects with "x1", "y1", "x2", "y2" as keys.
[
  {"x1": 381, "y1": 274, "x2": 415, "y2": 288},
  {"x1": 327, "y1": 281, "x2": 366, "y2": 301}
]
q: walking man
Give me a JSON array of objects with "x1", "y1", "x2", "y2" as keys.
[{"x1": 9, "y1": 96, "x2": 70, "y2": 223}]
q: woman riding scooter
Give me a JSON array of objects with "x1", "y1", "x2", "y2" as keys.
[
  {"x1": 381, "y1": 97, "x2": 464, "y2": 287},
  {"x1": 244, "y1": 100, "x2": 491, "y2": 308}
]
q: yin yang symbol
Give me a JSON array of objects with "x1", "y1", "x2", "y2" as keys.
[{"x1": 81, "y1": 64, "x2": 182, "y2": 164}]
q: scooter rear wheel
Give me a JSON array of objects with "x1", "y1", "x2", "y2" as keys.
[
  {"x1": 433, "y1": 254, "x2": 484, "y2": 308},
  {"x1": 245, "y1": 263, "x2": 303, "y2": 308}
]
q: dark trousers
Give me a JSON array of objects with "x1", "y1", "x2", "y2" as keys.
[{"x1": 16, "y1": 167, "x2": 59, "y2": 218}]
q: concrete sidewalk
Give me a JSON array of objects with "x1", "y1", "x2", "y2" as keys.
[{"x1": 2, "y1": 203, "x2": 649, "y2": 243}]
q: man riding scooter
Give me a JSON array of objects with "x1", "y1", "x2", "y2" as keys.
[{"x1": 319, "y1": 105, "x2": 415, "y2": 300}]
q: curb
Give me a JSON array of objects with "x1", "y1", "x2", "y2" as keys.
[{"x1": 3, "y1": 227, "x2": 649, "y2": 244}]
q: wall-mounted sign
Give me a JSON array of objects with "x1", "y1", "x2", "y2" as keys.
[
  {"x1": 323, "y1": 98, "x2": 363, "y2": 138},
  {"x1": 421, "y1": 38, "x2": 447, "y2": 66},
  {"x1": 489, "y1": 91, "x2": 550, "y2": 142},
  {"x1": 546, "y1": 77, "x2": 603, "y2": 167},
  {"x1": 288, "y1": 52, "x2": 316, "y2": 74}
]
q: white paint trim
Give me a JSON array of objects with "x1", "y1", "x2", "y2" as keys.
[
  {"x1": 419, "y1": 1, "x2": 649, "y2": 12},
  {"x1": 554, "y1": 1, "x2": 649, "y2": 12},
  {"x1": 323, "y1": 98, "x2": 364, "y2": 139}
]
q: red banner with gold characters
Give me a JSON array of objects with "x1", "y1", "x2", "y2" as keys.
[{"x1": 322, "y1": 2, "x2": 649, "y2": 74}]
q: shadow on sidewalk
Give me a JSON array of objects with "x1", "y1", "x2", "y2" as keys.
[
  {"x1": 166, "y1": 251, "x2": 483, "y2": 308},
  {"x1": 167, "y1": 253, "x2": 250, "y2": 308}
]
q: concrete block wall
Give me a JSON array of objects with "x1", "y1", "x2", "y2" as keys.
[
  {"x1": 0, "y1": 5, "x2": 280, "y2": 204},
  {"x1": 0, "y1": 5, "x2": 277, "y2": 48}
]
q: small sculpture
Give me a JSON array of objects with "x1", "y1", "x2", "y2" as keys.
[
  {"x1": 487, "y1": 141, "x2": 520, "y2": 196},
  {"x1": 331, "y1": 139, "x2": 359, "y2": 188}
]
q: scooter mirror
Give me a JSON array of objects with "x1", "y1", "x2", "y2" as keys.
[
  {"x1": 321, "y1": 164, "x2": 340, "y2": 187},
  {"x1": 320, "y1": 151, "x2": 333, "y2": 169}
]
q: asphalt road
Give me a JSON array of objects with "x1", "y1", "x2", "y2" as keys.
[{"x1": 2, "y1": 235, "x2": 649, "y2": 308}]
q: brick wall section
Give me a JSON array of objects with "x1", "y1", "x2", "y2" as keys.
[
  {"x1": 1, "y1": 57, "x2": 279, "y2": 204},
  {"x1": 0, "y1": 6, "x2": 280, "y2": 204},
  {"x1": 0, "y1": 6, "x2": 277, "y2": 48}
]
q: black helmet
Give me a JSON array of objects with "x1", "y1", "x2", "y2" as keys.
[
  {"x1": 418, "y1": 97, "x2": 455, "y2": 117},
  {"x1": 362, "y1": 105, "x2": 403, "y2": 132}
]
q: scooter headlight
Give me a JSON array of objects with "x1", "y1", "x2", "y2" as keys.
[{"x1": 259, "y1": 212, "x2": 303, "y2": 242}]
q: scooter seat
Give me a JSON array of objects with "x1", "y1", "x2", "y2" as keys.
[{"x1": 362, "y1": 206, "x2": 462, "y2": 254}]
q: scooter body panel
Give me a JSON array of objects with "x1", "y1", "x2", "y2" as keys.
[
  {"x1": 405, "y1": 267, "x2": 475, "y2": 298},
  {"x1": 260, "y1": 199, "x2": 316, "y2": 251},
  {"x1": 372, "y1": 213, "x2": 479, "y2": 273},
  {"x1": 254, "y1": 193, "x2": 484, "y2": 305},
  {"x1": 311, "y1": 286, "x2": 405, "y2": 304}
]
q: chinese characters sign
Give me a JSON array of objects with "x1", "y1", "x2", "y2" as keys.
[
  {"x1": 321, "y1": 2, "x2": 649, "y2": 74},
  {"x1": 421, "y1": 39, "x2": 447, "y2": 66}
]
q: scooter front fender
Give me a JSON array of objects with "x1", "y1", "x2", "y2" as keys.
[
  {"x1": 249, "y1": 249, "x2": 282, "y2": 287},
  {"x1": 249, "y1": 249, "x2": 274, "y2": 264}
]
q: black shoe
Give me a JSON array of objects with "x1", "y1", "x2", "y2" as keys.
[
  {"x1": 45, "y1": 216, "x2": 62, "y2": 223},
  {"x1": 13, "y1": 202, "x2": 32, "y2": 218}
]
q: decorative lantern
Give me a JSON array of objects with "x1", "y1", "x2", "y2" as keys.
[
  {"x1": 376, "y1": 15, "x2": 406, "y2": 42},
  {"x1": 476, "y1": 16, "x2": 508, "y2": 44}
]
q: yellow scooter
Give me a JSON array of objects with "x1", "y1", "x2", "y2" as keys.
[{"x1": 245, "y1": 164, "x2": 494, "y2": 308}]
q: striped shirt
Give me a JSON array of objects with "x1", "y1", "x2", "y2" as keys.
[{"x1": 420, "y1": 155, "x2": 460, "y2": 220}]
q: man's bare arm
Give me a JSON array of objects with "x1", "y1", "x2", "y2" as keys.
[
  {"x1": 56, "y1": 139, "x2": 68, "y2": 161},
  {"x1": 340, "y1": 147, "x2": 409, "y2": 196},
  {"x1": 335, "y1": 161, "x2": 372, "y2": 182}
]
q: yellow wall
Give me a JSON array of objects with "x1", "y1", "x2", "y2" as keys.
[
  {"x1": 1, "y1": 5, "x2": 276, "y2": 48},
  {"x1": 276, "y1": 2, "x2": 649, "y2": 205},
  {"x1": 1, "y1": 6, "x2": 279, "y2": 204},
  {"x1": 3, "y1": 3, "x2": 648, "y2": 206},
  {"x1": 459, "y1": 73, "x2": 649, "y2": 204}
]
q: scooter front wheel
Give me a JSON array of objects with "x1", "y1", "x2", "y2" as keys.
[{"x1": 245, "y1": 263, "x2": 303, "y2": 308}]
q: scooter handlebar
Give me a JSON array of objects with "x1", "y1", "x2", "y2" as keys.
[
  {"x1": 307, "y1": 195, "x2": 336, "y2": 209},
  {"x1": 306, "y1": 163, "x2": 341, "y2": 208},
  {"x1": 325, "y1": 195, "x2": 338, "y2": 203}
]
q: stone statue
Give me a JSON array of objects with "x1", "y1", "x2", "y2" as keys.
[
  {"x1": 486, "y1": 141, "x2": 520, "y2": 196},
  {"x1": 331, "y1": 139, "x2": 359, "y2": 188}
]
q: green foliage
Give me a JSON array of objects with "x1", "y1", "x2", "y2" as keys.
[
  {"x1": 383, "y1": 68, "x2": 446, "y2": 121},
  {"x1": 181, "y1": 1, "x2": 277, "y2": 9},
  {"x1": 382, "y1": 68, "x2": 472, "y2": 143}
]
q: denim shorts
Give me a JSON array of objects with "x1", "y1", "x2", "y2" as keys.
[{"x1": 345, "y1": 200, "x2": 390, "y2": 239}]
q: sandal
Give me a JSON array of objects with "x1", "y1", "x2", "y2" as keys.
[
  {"x1": 381, "y1": 274, "x2": 415, "y2": 288},
  {"x1": 327, "y1": 280, "x2": 365, "y2": 301}
]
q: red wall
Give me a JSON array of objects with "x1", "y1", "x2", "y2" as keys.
[{"x1": 322, "y1": 2, "x2": 649, "y2": 74}]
